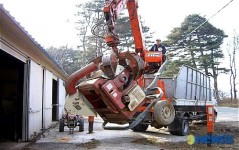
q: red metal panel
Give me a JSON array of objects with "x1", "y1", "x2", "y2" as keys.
[
  {"x1": 102, "y1": 80, "x2": 125, "y2": 109},
  {"x1": 145, "y1": 51, "x2": 162, "y2": 63},
  {"x1": 206, "y1": 105, "x2": 214, "y2": 133}
]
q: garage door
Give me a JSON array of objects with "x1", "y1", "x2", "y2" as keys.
[
  {"x1": 43, "y1": 69, "x2": 53, "y2": 129},
  {"x1": 28, "y1": 60, "x2": 43, "y2": 139},
  {"x1": 58, "y1": 79, "x2": 66, "y2": 119}
]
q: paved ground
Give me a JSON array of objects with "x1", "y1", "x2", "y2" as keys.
[
  {"x1": 36, "y1": 117, "x2": 187, "y2": 143},
  {"x1": 24, "y1": 106, "x2": 239, "y2": 150},
  {"x1": 216, "y1": 106, "x2": 239, "y2": 122},
  {"x1": 26, "y1": 117, "x2": 183, "y2": 149},
  {"x1": 1, "y1": 107, "x2": 238, "y2": 150},
  {"x1": 0, "y1": 142, "x2": 30, "y2": 150}
]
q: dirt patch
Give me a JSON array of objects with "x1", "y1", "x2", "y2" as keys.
[
  {"x1": 132, "y1": 121, "x2": 239, "y2": 149},
  {"x1": 190, "y1": 121, "x2": 239, "y2": 135},
  {"x1": 57, "y1": 136, "x2": 71, "y2": 143},
  {"x1": 77, "y1": 138, "x2": 101, "y2": 149},
  {"x1": 133, "y1": 137, "x2": 157, "y2": 145}
]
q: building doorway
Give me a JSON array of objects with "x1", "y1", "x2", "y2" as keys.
[
  {"x1": 0, "y1": 50, "x2": 24, "y2": 141},
  {"x1": 52, "y1": 79, "x2": 59, "y2": 121}
]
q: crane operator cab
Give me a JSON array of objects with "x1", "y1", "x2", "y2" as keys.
[
  {"x1": 145, "y1": 50, "x2": 163, "y2": 73},
  {"x1": 144, "y1": 38, "x2": 166, "y2": 73}
]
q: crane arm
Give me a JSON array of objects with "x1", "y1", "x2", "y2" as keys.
[
  {"x1": 126, "y1": 1, "x2": 145, "y2": 54},
  {"x1": 103, "y1": 0, "x2": 145, "y2": 57}
]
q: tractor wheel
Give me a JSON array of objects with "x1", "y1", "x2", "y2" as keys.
[
  {"x1": 132, "y1": 123, "x2": 149, "y2": 132},
  {"x1": 59, "y1": 119, "x2": 65, "y2": 132},
  {"x1": 153, "y1": 100, "x2": 175, "y2": 125},
  {"x1": 79, "y1": 119, "x2": 84, "y2": 132}
]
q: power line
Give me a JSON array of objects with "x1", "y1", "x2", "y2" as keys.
[
  {"x1": 187, "y1": 0, "x2": 234, "y2": 37},
  {"x1": 171, "y1": 0, "x2": 234, "y2": 49}
]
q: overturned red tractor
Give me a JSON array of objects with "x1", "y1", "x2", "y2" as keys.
[{"x1": 64, "y1": 0, "x2": 217, "y2": 136}]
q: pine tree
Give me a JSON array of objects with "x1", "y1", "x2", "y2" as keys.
[
  {"x1": 76, "y1": 0, "x2": 154, "y2": 57},
  {"x1": 165, "y1": 14, "x2": 228, "y2": 100}
]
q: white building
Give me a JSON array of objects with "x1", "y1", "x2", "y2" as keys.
[{"x1": 0, "y1": 5, "x2": 68, "y2": 141}]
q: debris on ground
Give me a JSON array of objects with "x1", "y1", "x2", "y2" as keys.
[{"x1": 77, "y1": 138, "x2": 101, "y2": 149}]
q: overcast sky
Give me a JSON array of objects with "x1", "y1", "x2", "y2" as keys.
[{"x1": 1, "y1": 0, "x2": 238, "y2": 94}]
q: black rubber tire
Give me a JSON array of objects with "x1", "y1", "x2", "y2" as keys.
[
  {"x1": 153, "y1": 100, "x2": 175, "y2": 125},
  {"x1": 79, "y1": 119, "x2": 84, "y2": 132},
  {"x1": 177, "y1": 119, "x2": 189, "y2": 136},
  {"x1": 132, "y1": 123, "x2": 149, "y2": 132},
  {"x1": 169, "y1": 118, "x2": 189, "y2": 136},
  {"x1": 59, "y1": 119, "x2": 65, "y2": 132}
]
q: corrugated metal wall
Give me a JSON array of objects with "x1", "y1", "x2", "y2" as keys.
[{"x1": 175, "y1": 66, "x2": 211, "y2": 101}]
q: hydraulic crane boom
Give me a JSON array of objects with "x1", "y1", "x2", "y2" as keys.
[{"x1": 103, "y1": 0, "x2": 145, "y2": 56}]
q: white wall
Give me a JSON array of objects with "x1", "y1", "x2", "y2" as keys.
[
  {"x1": 58, "y1": 79, "x2": 66, "y2": 118},
  {"x1": 43, "y1": 69, "x2": 53, "y2": 129},
  {"x1": 28, "y1": 60, "x2": 43, "y2": 139},
  {"x1": 27, "y1": 60, "x2": 66, "y2": 139}
]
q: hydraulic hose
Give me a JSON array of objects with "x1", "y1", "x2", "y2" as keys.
[{"x1": 146, "y1": 60, "x2": 170, "y2": 91}]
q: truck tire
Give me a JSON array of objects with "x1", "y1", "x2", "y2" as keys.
[
  {"x1": 132, "y1": 123, "x2": 149, "y2": 132},
  {"x1": 177, "y1": 119, "x2": 189, "y2": 136},
  {"x1": 153, "y1": 100, "x2": 175, "y2": 125},
  {"x1": 59, "y1": 119, "x2": 65, "y2": 132},
  {"x1": 169, "y1": 118, "x2": 189, "y2": 136},
  {"x1": 79, "y1": 119, "x2": 84, "y2": 132}
]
